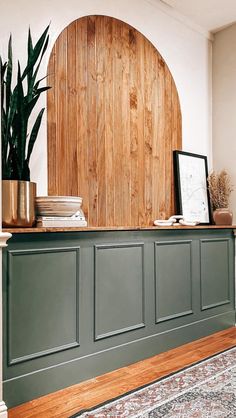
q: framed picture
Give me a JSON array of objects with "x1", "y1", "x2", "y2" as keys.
[{"x1": 173, "y1": 151, "x2": 211, "y2": 224}]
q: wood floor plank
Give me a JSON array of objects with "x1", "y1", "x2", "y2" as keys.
[{"x1": 9, "y1": 327, "x2": 236, "y2": 418}]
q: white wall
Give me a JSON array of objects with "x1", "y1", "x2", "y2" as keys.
[
  {"x1": 212, "y1": 23, "x2": 236, "y2": 219},
  {"x1": 0, "y1": 0, "x2": 212, "y2": 195},
  {"x1": 0, "y1": 67, "x2": 11, "y2": 418}
]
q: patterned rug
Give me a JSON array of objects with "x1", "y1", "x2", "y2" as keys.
[{"x1": 71, "y1": 347, "x2": 236, "y2": 417}]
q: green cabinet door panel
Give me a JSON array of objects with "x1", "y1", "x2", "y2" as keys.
[
  {"x1": 94, "y1": 243, "x2": 145, "y2": 340},
  {"x1": 200, "y1": 239, "x2": 231, "y2": 310},
  {"x1": 155, "y1": 240, "x2": 193, "y2": 322},
  {"x1": 7, "y1": 247, "x2": 79, "y2": 364}
]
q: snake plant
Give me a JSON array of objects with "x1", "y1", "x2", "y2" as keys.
[{"x1": 1, "y1": 25, "x2": 50, "y2": 181}]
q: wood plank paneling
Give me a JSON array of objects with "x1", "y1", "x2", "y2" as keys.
[
  {"x1": 104, "y1": 17, "x2": 114, "y2": 226},
  {"x1": 47, "y1": 49, "x2": 56, "y2": 196},
  {"x1": 76, "y1": 18, "x2": 88, "y2": 221},
  {"x1": 87, "y1": 16, "x2": 97, "y2": 226},
  {"x1": 122, "y1": 24, "x2": 131, "y2": 226},
  {"x1": 47, "y1": 15, "x2": 182, "y2": 227},
  {"x1": 67, "y1": 23, "x2": 78, "y2": 196},
  {"x1": 56, "y1": 29, "x2": 68, "y2": 195}
]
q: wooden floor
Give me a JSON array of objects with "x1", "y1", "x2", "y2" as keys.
[{"x1": 9, "y1": 327, "x2": 236, "y2": 418}]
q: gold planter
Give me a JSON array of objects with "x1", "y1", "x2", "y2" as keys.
[{"x1": 2, "y1": 180, "x2": 36, "y2": 227}]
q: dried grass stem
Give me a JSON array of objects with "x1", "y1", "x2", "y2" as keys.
[{"x1": 208, "y1": 170, "x2": 233, "y2": 210}]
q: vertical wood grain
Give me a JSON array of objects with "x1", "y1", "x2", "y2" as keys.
[
  {"x1": 129, "y1": 28, "x2": 139, "y2": 227},
  {"x1": 56, "y1": 29, "x2": 68, "y2": 195},
  {"x1": 104, "y1": 17, "x2": 115, "y2": 226},
  {"x1": 144, "y1": 41, "x2": 153, "y2": 226},
  {"x1": 67, "y1": 23, "x2": 78, "y2": 195},
  {"x1": 76, "y1": 18, "x2": 89, "y2": 220},
  {"x1": 164, "y1": 67, "x2": 172, "y2": 218},
  {"x1": 151, "y1": 48, "x2": 159, "y2": 222},
  {"x1": 113, "y1": 20, "x2": 123, "y2": 226},
  {"x1": 47, "y1": 16, "x2": 182, "y2": 227},
  {"x1": 121, "y1": 24, "x2": 131, "y2": 226},
  {"x1": 96, "y1": 17, "x2": 106, "y2": 226},
  {"x1": 87, "y1": 16, "x2": 98, "y2": 226},
  {"x1": 137, "y1": 32, "x2": 145, "y2": 226},
  {"x1": 47, "y1": 49, "x2": 56, "y2": 195},
  {"x1": 157, "y1": 57, "x2": 166, "y2": 220}
]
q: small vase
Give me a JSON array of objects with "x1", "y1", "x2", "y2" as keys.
[{"x1": 213, "y1": 208, "x2": 233, "y2": 226}]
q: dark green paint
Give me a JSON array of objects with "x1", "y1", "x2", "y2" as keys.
[
  {"x1": 200, "y1": 239, "x2": 231, "y2": 309},
  {"x1": 2, "y1": 228, "x2": 235, "y2": 407},
  {"x1": 7, "y1": 247, "x2": 79, "y2": 365},
  {"x1": 95, "y1": 243, "x2": 145, "y2": 340},
  {"x1": 155, "y1": 240, "x2": 193, "y2": 322}
]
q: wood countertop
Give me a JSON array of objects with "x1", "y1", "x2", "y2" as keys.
[{"x1": 3, "y1": 225, "x2": 236, "y2": 234}]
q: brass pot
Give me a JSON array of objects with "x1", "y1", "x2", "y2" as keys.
[{"x1": 2, "y1": 180, "x2": 36, "y2": 227}]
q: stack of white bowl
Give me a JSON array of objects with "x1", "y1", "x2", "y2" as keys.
[{"x1": 35, "y1": 196, "x2": 87, "y2": 227}]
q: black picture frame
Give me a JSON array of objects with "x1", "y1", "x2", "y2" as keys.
[{"x1": 173, "y1": 150, "x2": 212, "y2": 224}]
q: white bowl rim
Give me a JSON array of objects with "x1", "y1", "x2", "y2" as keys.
[{"x1": 36, "y1": 196, "x2": 82, "y2": 201}]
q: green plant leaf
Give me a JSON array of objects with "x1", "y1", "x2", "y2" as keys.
[
  {"x1": 27, "y1": 27, "x2": 33, "y2": 61},
  {"x1": 1, "y1": 26, "x2": 50, "y2": 180},
  {"x1": 26, "y1": 28, "x2": 34, "y2": 91},
  {"x1": 33, "y1": 74, "x2": 48, "y2": 91},
  {"x1": 6, "y1": 35, "x2": 12, "y2": 113},
  {"x1": 6, "y1": 86, "x2": 18, "y2": 134},
  {"x1": 34, "y1": 86, "x2": 51, "y2": 95},
  {"x1": 22, "y1": 159, "x2": 30, "y2": 181},
  {"x1": 24, "y1": 95, "x2": 41, "y2": 119},
  {"x1": 22, "y1": 25, "x2": 49, "y2": 80},
  {"x1": 26, "y1": 33, "x2": 49, "y2": 100},
  {"x1": 7, "y1": 146, "x2": 21, "y2": 179},
  {"x1": 16, "y1": 62, "x2": 27, "y2": 171},
  {"x1": 27, "y1": 108, "x2": 45, "y2": 162},
  {"x1": 0, "y1": 58, "x2": 7, "y2": 110}
]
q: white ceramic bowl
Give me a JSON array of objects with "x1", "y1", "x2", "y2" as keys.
[{"x1": 35, "y1": 196, "x2": 83, "y2": 217}]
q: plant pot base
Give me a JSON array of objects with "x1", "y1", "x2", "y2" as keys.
[
  {"x1": 2, "y1": 180, "x2": 36, "y2": 227},
  {"x1": 213, "y1": 208, "x2": 233, "y2": 226}
]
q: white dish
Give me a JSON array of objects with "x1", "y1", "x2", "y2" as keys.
[{"x1": 35, "y1": 196, "x2": 83, "y2": 217}]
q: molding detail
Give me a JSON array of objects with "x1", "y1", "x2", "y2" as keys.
[
  {"x1": 0, "y1": 232, "x2": 12, "y2": 248},
  {"x1": 94, "y1": 242, "x2": 145, "y2": 341},
  {"x1": 201, "y1": 300, "x2": 230, "y2": 311},
  {"x1": 9, "y1": 342, "x2": 80, "y2": 366},
  {"x1": 144, "y1": 0, "x2": 213, "y2": 40},
  {"x1": 2, "y1": 229, "x2": 235, "y2": 407},
  {"x1": 200, "y1": 238, "x2": 230, "y2": 311},
  {"x1": 156, "y1": 310, "x2": 193, "y2": 323},
  {"x1": 0, "y1": 401, "x2": 7, "y2": 418},
  {"x1": 3, "y1": 310, "x2": 234, "y2": 408},
  {"x1": 95, "y1": 323, "x2": 145, "y2": 341},
  {"x1": 154, "y1": 240, "x2": 193, "y2": 323},
  {"x1": 7, "y1": 246, "x2": 80, "y2": 364}
]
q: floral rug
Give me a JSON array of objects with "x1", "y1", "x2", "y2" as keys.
[{"x1": 71, "y1": 347, "x2": 236, "y2": 417}]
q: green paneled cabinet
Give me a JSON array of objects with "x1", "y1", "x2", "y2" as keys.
[{"x1": 2, "y1": 228, "x2": 235, "y2": 407}]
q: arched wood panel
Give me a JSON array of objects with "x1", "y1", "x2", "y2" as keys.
[{"x1": 47, "y1": 15, "x2": 182, "y2": 227}]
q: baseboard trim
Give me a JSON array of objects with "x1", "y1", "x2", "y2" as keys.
[{"x1": 4, "y1": 310, "x2": 235, "y2": 408}]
